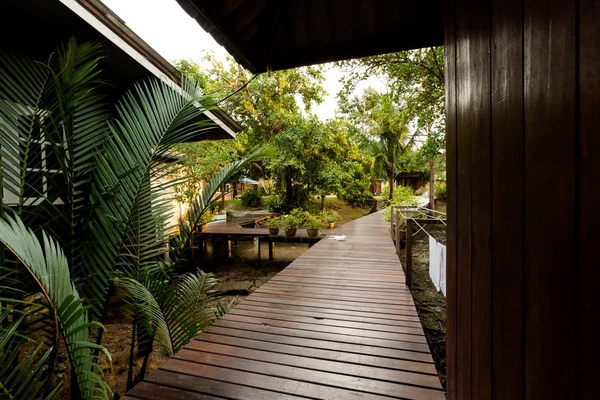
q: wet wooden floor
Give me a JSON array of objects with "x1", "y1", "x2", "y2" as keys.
[{"x1": 124, "y1": 212, "x2": 445, "y2": 399}]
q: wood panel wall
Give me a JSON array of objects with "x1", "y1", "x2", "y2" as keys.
[{"x1": 444, "y1": 0, "x2": 599, "y2": 398}]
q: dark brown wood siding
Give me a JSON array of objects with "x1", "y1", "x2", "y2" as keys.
[{"x1": 444, "y1": 0, "x2": 598, "y2": 398}]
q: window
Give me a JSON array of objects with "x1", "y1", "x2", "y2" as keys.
[{"x1": 1, "y1": 113, "x2": 65, "y2": 206}]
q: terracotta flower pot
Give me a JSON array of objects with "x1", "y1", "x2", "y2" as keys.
[
  {"x1": 328, "y1": 222, "x2": 335, "y2": 229},
  {"x1": 285, "y1": 228, "x2": 297, "y2": 237},
  {"x1": 307, "y1": 228, "x2": 320, "y2": 238},
  {"x1": 200, "y1": 223, "x2": 208, "y2": 233},
  {"x1": 268, "y1": 228, "x2": 279, "y2": 236}
]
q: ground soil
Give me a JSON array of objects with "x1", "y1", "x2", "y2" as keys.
[{"x1": 400, "y1": 215, "x2": 447, "y2": 389}]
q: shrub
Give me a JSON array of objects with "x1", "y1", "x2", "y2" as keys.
[
  {"x1": 320, "y1": 209, "x2": 340, "y2": 224},
  {"x1": 265, "y1": 194, "x2": 285, "y2": 213},
  {"x1": 338, "y1": 185, "x2": 374, "y2": 207},
  {"x1": 240, "y1": 187, "x2": 263, "y2": 208},
  {"x1": 383, "y1": 186, "x2": 418, "y2": 221},
  {"x1": 258, "y1": 215, "x2": 284, "y2": 229},
  {"x1": 304, "y1": 214, "x2": 325, "y2": 229},
  {"x1": 414, "y1": 186, "x2": 427, "y2": 196},
  {"x1": 435, "y1": 181, "x2": 447, "y2": 201}
]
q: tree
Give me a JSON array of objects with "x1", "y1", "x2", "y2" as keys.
[
  {"x1": 175, "y1": 56, "x2": 372, "y2": 208},
  {"x1": 339, "y1": 89, "x2": 417, "y2": 199},
  {"x1": 337, "y1": 47, "x2": 445, "y2": 206}
]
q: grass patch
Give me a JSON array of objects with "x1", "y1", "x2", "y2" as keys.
[
  {"x1": 311, "y1": 196, "x2": 371, "y2": 225},
  {"x1": 224, "y1": 199, "x2": 242, "y2": 210}
]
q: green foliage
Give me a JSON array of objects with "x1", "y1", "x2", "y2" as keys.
[
  {"x1": 302, "y1": 213, "x2": 325, "y2": 229},
  {"x1": 258, "y1": 215, "x2": 284, "y2": 229},
  {"x1": 265, "y1": 194, "x2": 285, "y2": 213},
  {"x1": 0, "y1": 40, "x2": 266, "y2": 398},
  {"x1": 337, "y1": 47, "x2": 445, "y2": 130},
  {"x1": 282, "y1": 209, "x2": 305, "y2": 229},
  {"x1": 0, "y1": 215, "x2": 111, "y2": 399},
  {"x1": 119, "y1": 269, "x2": 220, "y2": 356},
  {"x1": 435, "y1": 181, "x2": 447, "y2": 201},
  {"x1": 239, "y1": 187, "x2": 263, "y2": 208},
  {"x1": 382, "y1": 186, "x2": 419, "y2": 220},
  {"x1": 320, "y1": 209, "x2": 340, "y2": 224}
]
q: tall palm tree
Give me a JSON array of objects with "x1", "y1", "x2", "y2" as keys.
[
  {"x1": 0, "y1": 39, "x2": 265, "y2": 399},
  {"x1": 358, "y1": 92, "x2": 417, "y2": 199}
]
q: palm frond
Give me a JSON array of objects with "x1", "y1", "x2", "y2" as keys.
[
  {"x1": 79, "y1": 77, "x2": 219, "y2": 317},
  {"x1": 0, "y1": 214, "x2": 111, "y2": 399},
  {"x1": 119, "y1": 269, "x2": 220, "y2": 356},
  {"x1": 0, "y1": 312, "x2": 62, "y2": 400}
]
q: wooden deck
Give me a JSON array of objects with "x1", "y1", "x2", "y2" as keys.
[{"x1": 124, "y1": 212, "x2": 445, "y2": 400}]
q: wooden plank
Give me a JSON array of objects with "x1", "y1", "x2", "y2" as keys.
[
  {"x1": 238, "y1": 299, "x2": 422, "y2": 323},
  {"x1": 159, "y1": 358, "x2": 391, "y2": 400},
  {"x1": 578, "y1": 0, "x2": 599, "y2": 398},
  {"x1": 490, "y1": 0, "x2": 524, "y2": 397},
  {"x1": 455, "y1": 0, "x2": 474, "y2": 396},
  {"x1": 212, "y1": 318, "x2": 432, "y2": 353},
  {"x1": 185, "y1": 341, "x2": 442, "y2": 389},
  {"x1": 254, "y1": 286, "x2": 416, "y2": 306},
  {"x1": 142, "y1": 371, "x2": 305, "y2": 400},
  {"x1": 467, "y1": 0, "x2": 492, "y2": 398},
  {"x1": 249, "y1": 291, "x2": 417, "y2": 312},
  {"x1": 172, "y1": 350, "x2": 445, "y2": 399},
  {"x1": 227, "y1": 308, "x2": 425, "y2": 335},
  {"x1": 219, "y1": 313, "x2": 427, "y2": 343},
  {"x1": 206, "y1": 325, "x2": 435, "y2": 364},
  {"x1": 524, "y1": 0, "x2": 577, "y2": 398},
  {"x1": 244, "y1": 294, "x2": 419, "y2": 316},
  {"x1": 195, "y1": 332, "x2": 437, "y2": 374},
  {"x1": 234, "y1": 302, "x2": 424, "y2": 328}
]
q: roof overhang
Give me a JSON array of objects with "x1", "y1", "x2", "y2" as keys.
[
  {"x1": 0, "y1": 0, "x2": 242, "y2": 140},
  {"x1": 175, "y1": 0, "x2": 444, "y2": 73}
]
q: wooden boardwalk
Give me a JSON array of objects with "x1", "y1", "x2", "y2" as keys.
[{"x1": 124, "y1": 212, "x2": 445, "y2": 400}]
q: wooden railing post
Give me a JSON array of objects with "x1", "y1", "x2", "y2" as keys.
[
  {"x1": 405, "y1": 219, "x2": 413, "y2": 287},
  {"x1": 395, "y1": 209, "x2": 400, "y2": 257}
]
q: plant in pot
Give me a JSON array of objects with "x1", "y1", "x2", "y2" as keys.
[
  {"x1": 321, "y1": 209, "x2": 340, "y2": 229},
  {"x1": 264, "y1": 216, "x2": 282, "y2": 236},
  {"x1": 283, "y1": 214, "x2": 301, "y2": 237},
  {"x1": 199, "y1": 208, "x2": 218, "y2": 232},
  {"x1": 305, "y1": 215, "x2": 325, "y2": 238}
]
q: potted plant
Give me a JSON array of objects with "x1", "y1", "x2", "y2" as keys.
[
  {"x1": 199, "y1": 208, "x2": 218, "y2": 232},
  {"x1": 283, "y1": 213, "x2": 302, "y2": 237},
  {"x1": 321, "y1": 209, "x2": 340, "y2": 229},
  {"x1": 264, "y1": 216, "x2": 282, "y2": 236},
  {"x1": 305, "y1": 215, "x2": 324, "y2": 238}
]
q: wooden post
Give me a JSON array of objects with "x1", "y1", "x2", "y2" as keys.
[
  {"x1": 254, "y1": 237, "x2": 261, "y2": 262},
  {"x1": 405, "y1": 219, "x2": 413, "y2": 287},
  {"x1": 390, "y1": 205, "x2": 395, "y2": 239},
  {"x1": 395, "y1": 209, "x2": 400, "y2": 257},
  {"x1": 268, "y1": 238, "x2": 274, "y2": 260}
]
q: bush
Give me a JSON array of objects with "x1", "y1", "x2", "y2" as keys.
[
  {"x1": 338, "y1": 184, "x2": 374, "y2": 207},
  {"x1": 414, "y1": 186, "x2": 427, "y2": 196},
  {"x1": 435, "y1": 181, "x2": 447, "y2": 201},
  {"x1": 382, "y1": 186, "x2": 418, "y2": 221},
  {"x1": 265, "y1": 194, "x2": 285, "y2": 213},
  {"x1": 240, "y1": 187, "x2": 263, "y2": 208},
  {"x1": 320, "y1": 209, "x2": 340, "y2": 224}
]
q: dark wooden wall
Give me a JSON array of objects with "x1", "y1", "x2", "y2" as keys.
[{"x1": 444, "y1": 0, "x2": 599, "y2": 398}]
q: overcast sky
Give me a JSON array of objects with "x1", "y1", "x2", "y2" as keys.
[{"x1": 102, "y1": 0, "x2": 386, "y2": 120}]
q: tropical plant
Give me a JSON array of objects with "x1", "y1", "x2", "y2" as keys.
[
  {"x1": 0, "y1": 39, "x2": 269, "y2": 397},
  {"x1": 239, "y1": 187, "x2": 263, "y2": 208},
  {"x1": 0, "y1": 214, "x2": 111, "y2": 399}
]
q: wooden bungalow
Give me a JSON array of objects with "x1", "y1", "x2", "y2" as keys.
[
  {"x1": 171, "y1": 1, "x2": 598, "y2": 398},
  {"x1": 396, "y1": 172, "x2": 425, "y2": 191}
]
